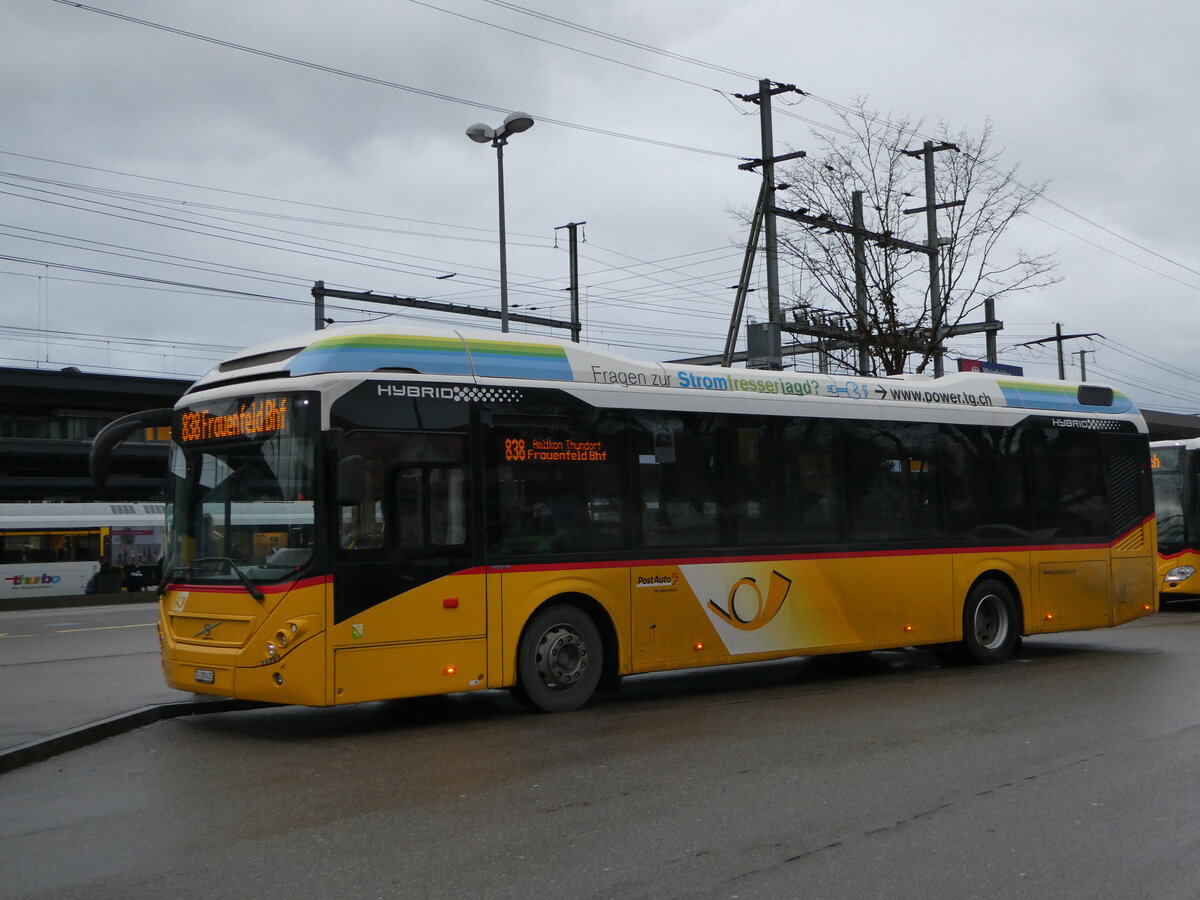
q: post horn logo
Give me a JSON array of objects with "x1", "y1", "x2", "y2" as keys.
[{"x1": 707, "y1": 570, "x2": 792, "y2": 631}]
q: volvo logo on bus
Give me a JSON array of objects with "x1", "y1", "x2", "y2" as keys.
[{"x1": 194, "y1": 621, "x2": 224, "y2": 639}]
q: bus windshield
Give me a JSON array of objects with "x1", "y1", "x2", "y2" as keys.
[
  {"x1": 165, "y1": 393, "x2": 318, "y2": 587},
  {"x1": 1152, "y1": 446, "x2": 1187, "y2": 554}
]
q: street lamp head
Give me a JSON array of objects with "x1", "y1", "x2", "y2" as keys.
[
  {"x1": 465, "y1": 112, "x2": 533, "y2": 335},
  {"x1": 501, "y1": 111, "x2": 534, "y2": 136},
  {"x1": 465, "y1": 123, "x2": 496, "y2": 144}
]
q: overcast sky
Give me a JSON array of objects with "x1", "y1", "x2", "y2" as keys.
[{"x1": 3, "y1": 0, "x2": 1198, "y2": 414}]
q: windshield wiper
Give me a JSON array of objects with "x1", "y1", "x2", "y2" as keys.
[
  {"x1": 190, "y1": 557, "x2": 266, "y2": 602},
  {"x1": 158, "y1": 562, "x2": 192, "y2": 597}
]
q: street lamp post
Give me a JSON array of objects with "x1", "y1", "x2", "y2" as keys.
[{"x1": 466, "y1": 112, "x2": 535, "y2": 333}]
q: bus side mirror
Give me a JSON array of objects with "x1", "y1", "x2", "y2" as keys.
[
  {"x1": 337, "y1": 455, "x2": 365, "y2": 506},
  {"x1": 91, "y1": 407, "x2": 175, "y2": 488}
]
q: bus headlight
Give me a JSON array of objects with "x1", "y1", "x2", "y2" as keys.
[
  {"x1": 1165, "y1": 566, "x2": 1196, "y2": 583},
  {"x1": 262, "y1": 619, "x2": 312, "y2": 662}
]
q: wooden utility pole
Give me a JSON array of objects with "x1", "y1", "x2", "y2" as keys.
[
  {"x1": 985, "y1": 297, "x2": 998, "y2": 362},
  {"x1": 554, "y1": 221, "x2": 586, "y2": 342},
  {"x1": 1074, "y1": 349, "x2": 1095, "y2": 380},
  {"x1": 736, "y1": 80, "x2": 806, "y2": 369},
  {"x1": 724, "y1": 182, "x2": 767, "y2": 367},
  {"x1": 313, "y1": 280, "x2": 326, "y2": 330},
  {"x1": 901, "y1": 141, "x2": 963, "y2": 377},
  {"x1": 1015, "y1": 324, "x2": 1102, "y2": 380},
  {"x1": 852, "y1": 191, "x2": 869, "y2": 375}
]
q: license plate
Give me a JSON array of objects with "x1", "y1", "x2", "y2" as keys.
[{"x1": 194, "y1": 668, "x2": 215, "y2": 684}]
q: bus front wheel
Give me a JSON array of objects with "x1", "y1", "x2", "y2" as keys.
[
  {"x1": 962, "y1": 579, "x2": 1019, "y2": 664},
  {"x1": 515, "y1": 604, "x2": 603, "y2": 713}
]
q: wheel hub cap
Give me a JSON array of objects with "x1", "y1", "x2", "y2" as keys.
[{"x1": 536, "y1": 625, "x2": 588, "y2": 687}]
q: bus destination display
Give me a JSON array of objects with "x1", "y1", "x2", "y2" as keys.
[
  {"x1": 180, "y1": 396, "x2": 291, "y2": 444},
  {"x1": 503, "y1": 437, "x2": 608, "y2": 463}
]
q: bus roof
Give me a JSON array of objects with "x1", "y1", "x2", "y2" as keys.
[{"x1": 188, "y1": 323, "x2": 1138, "y2": 419}]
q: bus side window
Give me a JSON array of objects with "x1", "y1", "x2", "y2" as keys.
[
  {"x1": 637, "y1": 412, "x2": 720, "y2": 549},
  {"x1": 731, "y1": 416, "x2": 843, "y2": 547},
  {"x1": 428, "y1": 467, "x2": 467, "y2": 545},
  {"x1": 1031, "y1": 429, "x2": 1108, "y2": 539},
  {"x1": 393, "y1": 467, "x2": 425, "y2": 547},
  {"x1": 340, "y1": 455, "x2": 386, "y2": 550},
  {"x1": 844, "y1": 422, "x2": 941, "y2": 542},
  {"x1": 391, "y1": 465, "x2": 467, "y2": 549},
  {"x1": 485, "y1": 410, "x2": 627, "y2": 556},
  {"x1": 339, "y1": 431, "x2": 468, "y2": 556}
]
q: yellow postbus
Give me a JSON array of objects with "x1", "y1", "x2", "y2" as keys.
[
  {"x1": 1151, "y1": 438, "x2": 1200, "y2": 605},
  {"x1": 92, "y1": 325, "x2": 1156, "y2": 712}
]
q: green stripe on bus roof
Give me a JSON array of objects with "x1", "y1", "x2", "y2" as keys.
[
  {"x1": 304, "y1": 335, "x2": 568, "y2": 358},
  {"x1": 464, "y1": 339, "x2": 568, "y2": 358},
  {"x1": 997, "y1": 380, "x2": 1128, "y2": 400},
  {"x1": 308, "y1": 335, "x2": 465, "y2": 351},
  {"x1": 996, "y1": 380, "x2": 1075, "y2": 395}
]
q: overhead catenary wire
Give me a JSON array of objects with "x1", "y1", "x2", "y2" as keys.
[
  {"x1": 8, "y1": 0, "x2": 1194, "y2": 410},
  {"x1": 50, "y1": 1, "x2": 743, "y2": 161},
  {"x1": 46, "y1": 0, "x2": 1200, "y2": 289},
  {"x1": 2, "y1": 165, "x2": 749, "y2": 303},
  {"x1": 35, "y1": 5, "x2": 1200, "y2": 299}
]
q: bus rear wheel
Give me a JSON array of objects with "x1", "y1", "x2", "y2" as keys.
[
  {"x1": 962, "y1": 579, "x2": 1019, "y2": 664},
  {"x1": 515, "y1": 604, "x2": 603, "y2": 713}
]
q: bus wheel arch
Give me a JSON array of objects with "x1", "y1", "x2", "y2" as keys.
[
  {"x1": 961, "y1": 573, "x2": 1022, "y2": 664},
  {"x1": 513, "y1": 594, "x2": 614, "y2": 713}
]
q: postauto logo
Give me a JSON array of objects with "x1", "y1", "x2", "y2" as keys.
[{"x1": 4, "y1": 573, "x2": 63, "y2": 588}]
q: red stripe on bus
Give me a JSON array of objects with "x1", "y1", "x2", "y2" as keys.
[
  {"x1": 486, "y1": 517, "x2": 1154, "y2": 575},
  {"x1": 165, "y1": 574, "x2": 332, "y2": 594}
]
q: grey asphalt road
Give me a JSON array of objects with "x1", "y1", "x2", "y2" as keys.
[
  {"x1": 3, "y1": 601, "x2": 1200, "y2": 899},
  {"x1": 0, "y1": 602, "x2": 182, "y2": 751}
]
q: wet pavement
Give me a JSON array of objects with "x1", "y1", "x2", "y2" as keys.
[{"x1": 0, "y1": 596, "x2": 250, "y2": 772}]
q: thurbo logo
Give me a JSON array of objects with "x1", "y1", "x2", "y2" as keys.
[
  {"x1": 707, "y1": 570, "x2": 792, "y2": 631},
  {"x1": 3, "y1": 573, "x2": 62, "y2": 587}
]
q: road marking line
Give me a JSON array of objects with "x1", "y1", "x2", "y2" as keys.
[
  {"x1": 57, "y1": 623, "x2": 157, "y2": 633},
  {"x1": 0, "y1": 633, "x2": 35, "y2": 638}
]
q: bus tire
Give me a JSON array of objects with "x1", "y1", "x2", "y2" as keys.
[
  {"x1": 962, "y1": 579, "x2": 1018, "y2": 665},
  {"x1": 516, "y1": 604, "x2": 603, "y2": 713}
]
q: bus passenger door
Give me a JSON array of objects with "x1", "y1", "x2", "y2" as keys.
[{"x1": 331, "y1": 430, "x2": 487, "y2": 703}]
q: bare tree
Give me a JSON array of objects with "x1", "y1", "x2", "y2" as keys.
[{"x1": 772, "y1": 99, "x2": 1059, "y2": 375}]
